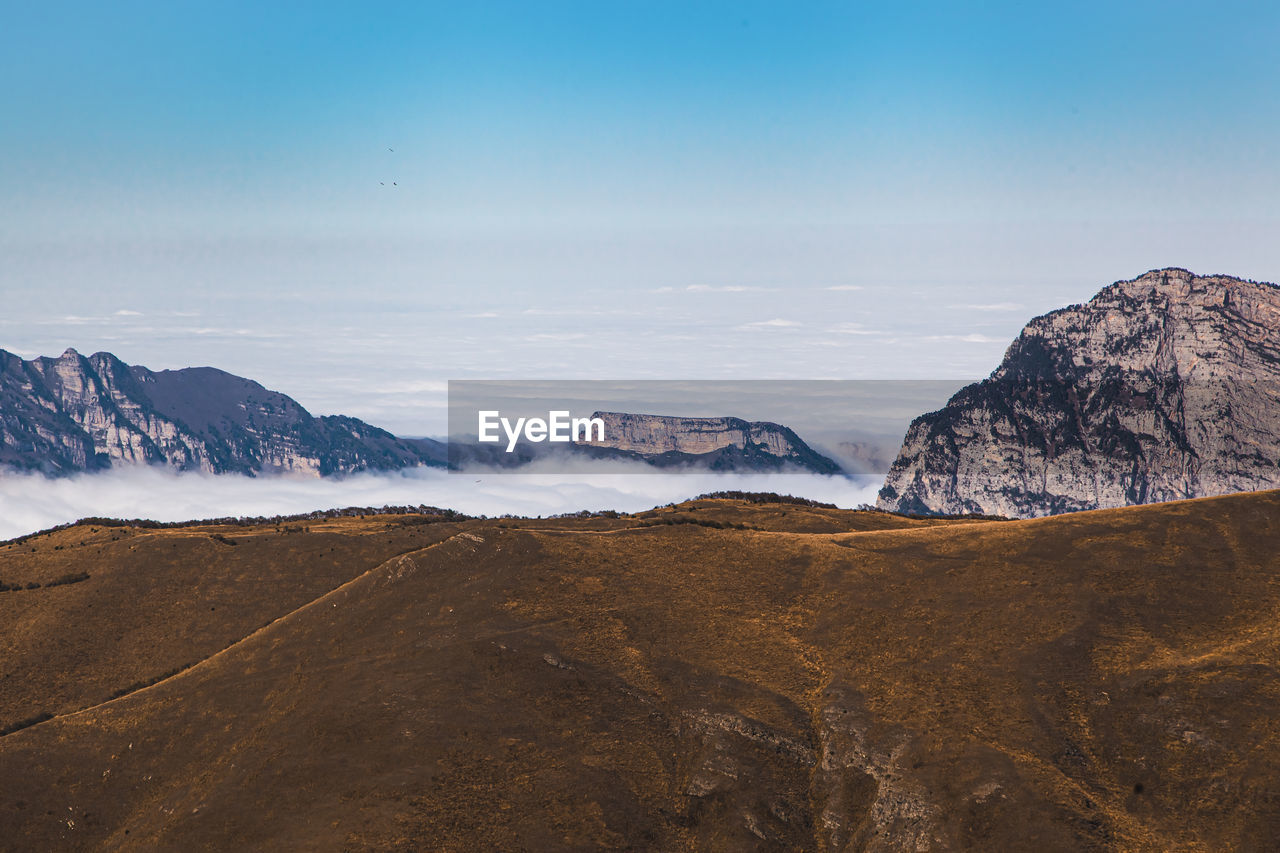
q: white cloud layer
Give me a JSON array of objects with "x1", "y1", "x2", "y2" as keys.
[
  {"x1": 737, "y1": 319, "x2": 803, "y2": 330},
  {"x1": 0, "y1": 466, "x2": 884, "y2": 541},
  {"x1": 949, "y1": 302, "x2": 1025, "y2": 312}
]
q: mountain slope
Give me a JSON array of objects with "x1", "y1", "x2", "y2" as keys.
[
  {"x1": 879, "y1": 268, "x2": 1280, "y2": 517},
  {"x1": 1, "y1": 492, "x2": 1279, "y2": 849},
  {"x1": 0, "y1": 348, "x2": 443, "y2": 475}
]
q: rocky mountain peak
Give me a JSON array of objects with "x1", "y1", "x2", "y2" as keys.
[
  {"x1": 879, "y1": 270, "x2": 1280, "y2": 517},
  {"x1": 1112, "y1": 268, "x2": 1279, "y2": 326},
  {"x1": 993, "y1": 268, "x2": 1280, "y2": 382}
]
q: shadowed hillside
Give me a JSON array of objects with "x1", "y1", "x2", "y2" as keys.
[
  {"x1": 1, "y1": 493, "x2": 1278, "y2": 850},
  {"x1": 0, "y1": 348, "x2": 445, "y2": 476}
]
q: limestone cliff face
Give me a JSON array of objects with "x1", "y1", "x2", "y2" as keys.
[
  {"x1": 878, "y1": 268, "x2": 1280, "y2": 517},
  {"x1": 576, "y1": 411, "x2": 841, "y2": 474},
  {"x1": 0, "y1": 348, "x2": 442, "y2": 476}
]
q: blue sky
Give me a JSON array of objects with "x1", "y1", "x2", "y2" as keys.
[{"x1": 3, "y1": 1, "x2": 1279, "y2": 435}]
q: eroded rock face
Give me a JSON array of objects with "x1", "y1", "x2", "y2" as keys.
[
  {"x1": 878, "y1": 268, "x2": 1280, "y2": 517},
  {"x1": 0, "y1": 348, "x2": 441, "y2": 476},
  {"x1": 577, "y1": 411, "x2": 842, "y2": 474}
]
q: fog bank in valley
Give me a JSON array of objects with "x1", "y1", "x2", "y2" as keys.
[{"x1": 0, "y1": 465, "x2": 883, "y2": 541}]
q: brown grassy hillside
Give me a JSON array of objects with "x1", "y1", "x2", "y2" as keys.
[{"x1": 0, "y1": 493, "x2": 1277, "y2": 851}]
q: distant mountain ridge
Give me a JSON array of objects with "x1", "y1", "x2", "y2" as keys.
[
  {"x1": 878, "y1": 268, "x2": 1280, "y2": 517},
  {"x1": 574, "y1": 411, "x2": 842, "y2": 474},
  {"x1": 0, "y1": 348, "x2": 443, "y2": 476}
]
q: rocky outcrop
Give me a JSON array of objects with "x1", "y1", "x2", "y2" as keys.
[
  {"x1": 0, "y1": 348, "x2": 443, "y2": 476},
  {"x1": 878, "y1": 268, "x2": 1280, "y2": 517},
  {"x1": 575, "y1": 411, "x2": 841, "y2": 474}
]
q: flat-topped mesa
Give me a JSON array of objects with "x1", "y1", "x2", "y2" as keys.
[
  {"x1": 574, "y1": 411, "x2": 842, "y2": 474},
  {"x1": 578, "y1": 412, "x2": 795, "y2": 455},
  {"x1": 878, "y1": 269, "x2": 1280, "y2": 518}
]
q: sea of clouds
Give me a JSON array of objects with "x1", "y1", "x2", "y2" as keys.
[{"x1": 0, "y1": 464, "x2": 885, "y2": 541}]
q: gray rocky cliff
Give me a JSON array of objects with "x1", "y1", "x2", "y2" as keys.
[
  {"x1": 576, "y1": 411, "x2": 841, "y2": 474},
  {"x1": 877, "y1": 268, "x2": 1280, "y2": 517},
  {"x1": 0, "y1": 348, "x2": 442, "y2": 476}
]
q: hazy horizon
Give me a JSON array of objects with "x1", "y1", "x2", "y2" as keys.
[{"x1": 5, "y1": 3, "x2": 1280, "y2": 436}]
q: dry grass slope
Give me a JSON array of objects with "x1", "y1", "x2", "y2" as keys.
[{"x1": 0, "y1": 494, "x2": 1277, "y2": 850}]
